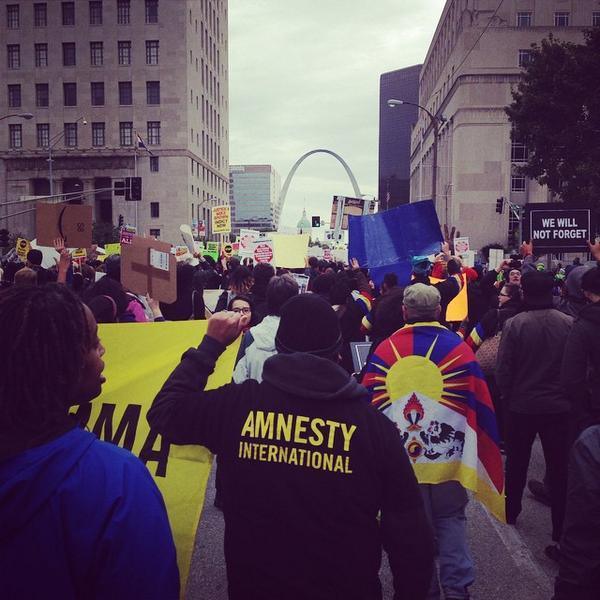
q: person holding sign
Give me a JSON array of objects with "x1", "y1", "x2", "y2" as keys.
[
  {"x1": 0, "y1": 285, "x2": 179, "y2": 598},
  {"x1": 149, "y1": 294, "x2": 434, "y2": 600}
]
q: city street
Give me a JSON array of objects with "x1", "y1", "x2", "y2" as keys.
[{"x1": 186, "y1": 438, "x2": 557, "y2": 600}]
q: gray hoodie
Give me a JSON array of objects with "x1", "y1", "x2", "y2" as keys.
[{"x1": 233, "y1": 315, "x2": 280, "y2": 383}]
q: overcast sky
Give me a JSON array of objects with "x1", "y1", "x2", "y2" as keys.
[{"x1": 228, "y1": 0, "x2": 446, "y2": 231}]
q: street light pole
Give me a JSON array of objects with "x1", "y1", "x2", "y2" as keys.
[
  {"x1": 0, "y1": 112, "x2": 34, "y2": 122},
  {"x1": 387, "y1": 99, "x2": 444, "y2": 208}
]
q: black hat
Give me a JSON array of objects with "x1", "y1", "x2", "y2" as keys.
[
  {"x1": 275, "y1": 294, "x2": 341, "y2": 357},
  {"x1": 521, "y1": 271, "x2": 554, "y2": 307}
]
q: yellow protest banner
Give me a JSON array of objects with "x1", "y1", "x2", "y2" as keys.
[
  {"x1": 272, "y1": 233, "x2": 310, "y2": 268},
  {"x1": 104, "y1": 243, "x2": 121, "y2": 256},
  {"x1": 70, "y1": 322, "x2": 239, "y2": 595},
  {"x1": 211, "y1": 205, "x2": 231, "y2": 234},
  {"x1": 430, "y1": 273, "x2": 468, "y2": 322},
  {"x1": 16, "y1": 238, "x2": 31, "y2": 261}
]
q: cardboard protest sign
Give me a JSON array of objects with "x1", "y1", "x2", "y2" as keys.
[
  {"x1": 330, "y1": 196, "x2": 373, "y2": 230},
  {"x1": 72, "y1": 248, "x2": 87, "y2": 260},
  {"x1": 525, "y1": 204, "x2": 595, "y2": 253},
  {"x1": 16, "y1": 238, "x2": 31, "y2": 261},
  {"x1": 211, "y1": 205, "x2": 231, "y2": 234},
  {"x1": 239, "y1": 228, "x2": 260, "y2": 258},
  {"x1": 36, "y1": 202, "x2": 92, "y2": 248},
  {"x1": 272, "y1": 234, "x2": 309, "y2": 268},
  {"x1": 454, "y1": 237, "x2": 470, "y2": 255},
  {"x1": 121, "y1": 236, "x2": 177, "y2": 303},
  {"x1": 253, "y1": 238, "x2": 275, "y2": 265},
  {"x1": 104, "y1": 243, "x2": 121, "y2": 256},
  {"x1": 120, "y1": 225, "x2": 137, "y2": 246},
  {"x1": 70, "y1": 322, "x2": 240, "y2": 592},
  {"x1": 348, "y1": 200, "x2": 443, "y2": 286}
]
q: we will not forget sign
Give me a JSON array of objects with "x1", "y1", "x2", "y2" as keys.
[{"x1": 525, "y1": 204, "x2": 596, "y2": 252}]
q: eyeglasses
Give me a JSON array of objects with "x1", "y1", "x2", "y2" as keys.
[
  {"x1": 499, "y1": 293, "x2": 510, "y2": 298},
  {"x1": 231, "y1": 307, "x2": 251, "y2": 314}
]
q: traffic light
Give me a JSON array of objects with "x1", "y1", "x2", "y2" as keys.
[
  {"x1": 495, "y1": 197, "x2": 504, "y2": 214},
  {"x1": 118, "y1": 214, "x2": 124, "y2": 228},
  {"x1": 0, "y1": 228, "x2": 9, "y2": 248},
  {"x1": 311, "y1": 216, "x2": 321, "y2": 228}
]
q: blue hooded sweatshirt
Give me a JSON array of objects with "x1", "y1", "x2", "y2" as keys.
[{"x1": 0, "y1": 427, "x2": 179, "y2": 599}]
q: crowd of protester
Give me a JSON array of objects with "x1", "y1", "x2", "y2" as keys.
[{"x1": 1, "y1": 233, "x2": 599, "y2": 600}]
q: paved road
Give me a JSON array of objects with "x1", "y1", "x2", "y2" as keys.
[{"x1": 185, "y1": 438, "x2": 557, "y2": 600}]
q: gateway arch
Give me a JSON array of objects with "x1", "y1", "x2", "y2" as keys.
[{"x1": 278, "y1": 149, "x2": 363, "y2": 216}]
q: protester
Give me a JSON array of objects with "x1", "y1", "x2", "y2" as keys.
[
  {"x1": 227, "y1": 294, "x2": 254, "y2": 332},
  {"x1": 362, "y1": 283, "x2": 504, "y2": 600},
  {"x1": 410, "y1": 254, "x2": 461, "y2": 325},
  {"x1": 247, "y1": 262, "x2": 275, "y2": 323},
  {"x1": 466, "y1": 282, "x2": 522, "y2": 443},
  {"x1": 496, "y1": 271, "x2": 572, "y2": 555},
  {"x1": 552, "y1": 423, "x2": 600, "y2": 600},
  {"x1": 160, "y1": 263, "x2": 205, "y2": 321},
  {"x1": 0, "y1": 284, "x2": 179, "y2": 598},
  {"x1": 215, "y1": 266, "x2": 253, "y2": 313},
  {"x1": 13, "y1": 266, "x2": 38, "y2": 287},
  {"x1": 560, "y1": 267, "x2": 600, "y2": 439},
  {"x1": 233, "y1": 274, "x2": 299, "y2": 383},
  {"x1": 148, "y1": 294, "x2": 434, "y2": 600},
  {"x1": 84, "y1": 276, "x2": 140, "y2": 323}
]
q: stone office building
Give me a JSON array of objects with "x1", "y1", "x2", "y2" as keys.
[
  {"x1": 0, "y1": 0, "x2": 229, "y2": 244},
  {"x1": 411, "y1": 0, "x2": 595, "y2": 251}
]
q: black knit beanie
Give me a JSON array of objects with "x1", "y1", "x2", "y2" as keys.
[{"x1": 275, "y1": 293, "x2": 342, "y2": 357}]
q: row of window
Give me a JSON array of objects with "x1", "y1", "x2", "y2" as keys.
[
  {"x1": 7, "y1": 81, "x2": 160, "y2": 108},
  {"x1": 515, "y1": 11, "x2": 600, "y2": 28},
  {"x1": 7, "y1": 121, "x2": 161, "y2": 149},
  {"x1": 6, "y1": 40, "x2": 159, "y2": 69},
  {"x1": 6, "y1": 1, "x2": 158, "y2": 29}
]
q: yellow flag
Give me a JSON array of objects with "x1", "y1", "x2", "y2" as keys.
[
  {"x1": 430, "y1": 273, "x2": 468, "y2": 322},
  {"x1": 70, "y1": 322, "x2": 238, "y2": 594}
]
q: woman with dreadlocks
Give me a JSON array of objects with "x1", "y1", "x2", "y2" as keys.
[{"x1": 0, "y1": 284, "x2": 179, "y2": 598}]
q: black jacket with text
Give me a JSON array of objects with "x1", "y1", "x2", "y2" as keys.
[{"x1": 148, "y1": 336, "x2": 434, "y2": 600}]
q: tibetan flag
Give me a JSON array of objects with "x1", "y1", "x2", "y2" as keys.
[
  {"x1": 362, "y1": 322, "x2": 505, "y2": 521},
  {"x1": 136, "y1": 132, "x2": 154, "y2": 155}
]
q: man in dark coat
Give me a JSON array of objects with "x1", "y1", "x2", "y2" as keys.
[
  {"x1": 148, "y1": 294, "x2": 434, "y2": 600},
  {"x1": 496, "y1": 271, "x2": 573, "y2": 551},
  {"x1": 561, "y1": 267, "x2": 600, "y2": 439}
]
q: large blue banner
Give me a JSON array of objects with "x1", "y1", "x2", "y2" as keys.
[{"x1": 348, "y1": 200, "x2": 443, "y2": 285}]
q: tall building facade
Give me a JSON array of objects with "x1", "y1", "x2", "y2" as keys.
[
  {"x1": 378, "y1": 64, "x2": 421, "y2": 211},
  {"x1": 411, "y1": 0, "x2": 594, "y2": 251},
  {"x1": 229, "y1": 164, "x2": 281, "y2": 234},
  {"x1": 0, "y1": 0, "x2": 229, "y2": 244}
]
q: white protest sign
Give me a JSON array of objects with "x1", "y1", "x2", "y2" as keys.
[
  {"x1": 488, "y1": 248, "x2": 504, "y2": 271},
  {"x1": 460, "y1": 250, "x2": 476, "y2": 268},
  {"x1": 239, "y1": 228, "x2": 260, "y2": 258},
  {"x1": 150, "y1": 249, "x2": 170, "y2": 272},
  {"x1": 292, "y1": 274, "x2": 310, "y2": 294},
  {"x1": 252, "y1": 238, "x2": 275, "y2": 265},
  {"x1": 454, "y1": 237, "x2": 470, "y2": 255}
]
